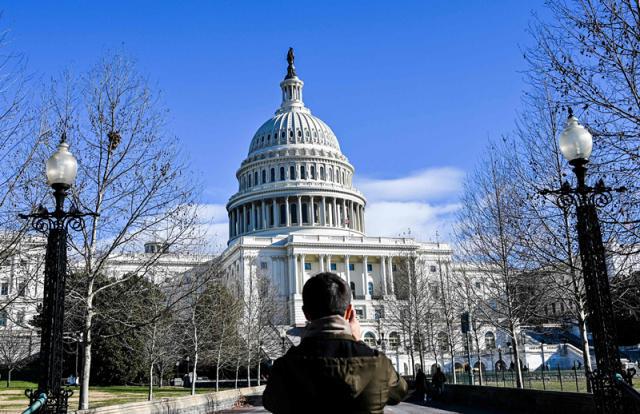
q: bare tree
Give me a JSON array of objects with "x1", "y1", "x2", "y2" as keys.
[
  {"x1": 238, "y1": 258, "x2": 286, "y2": 387},
  {"x1": 386, "y1": 255, "x2": 440, "y2": 375},
  {"x1": 526, "y1": 0, "x2": 640, "y2": 275},
  {"x1": 0, "y1": 325, "x2": 35, "y2": 386},
  {"x1": 0, "y1": 24, "x2": 50, "y2": 317},
  {"x1": 455, "y1": 139, "x2": 549, "y2": 388},
  {"x1": 41, "y1": 51, "x2": 201, "y2": 409},
  {"x1": 512, "y1": 85, "x2": 594, "y2": 386}
]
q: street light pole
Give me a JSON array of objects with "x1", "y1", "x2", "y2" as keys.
[
  {"x1": 540, "y1": 109, "x2": 626, "y2": 413},
  {"x1": 21, "y1": 136, "x2": 95, "y2": 414}
]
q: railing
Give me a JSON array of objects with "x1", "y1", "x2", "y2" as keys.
[
  {"x1": 229, "y1": 180, "x2": 366, "y2": 201},
  {"x1": 444, "y1": 367, "x2": 591, "y2": 393},
  {"x1": 616, "y1": 374, "x2": 640, "y2": 413},
  {"x1": 22, "y1": 392, "x2": 47, "y2": 414},
  {"x1": 290, "y1": 234, "x2": 420, "y2": 246}
]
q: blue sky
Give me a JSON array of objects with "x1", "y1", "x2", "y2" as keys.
[{"x1": 4, "y1": 1, "x2": 546, "y2": 246}]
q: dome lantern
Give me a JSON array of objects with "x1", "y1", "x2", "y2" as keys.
[{"x1": 278, "y1": 48, "x2": 305, "y2": 113}]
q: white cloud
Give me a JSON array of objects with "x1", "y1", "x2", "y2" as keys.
[
  {"x1": 357, "y1": 167, "x2": 463, "y2": 202},
  {"x1": 194, "y1": 203, "x2": 229, "y2": 252},
  {"x1": 366, "y1": 201, "x2": 460, "y2": 241},
  {"x1": 358, "y1": 167, "x2": 464, "y2": 242}
]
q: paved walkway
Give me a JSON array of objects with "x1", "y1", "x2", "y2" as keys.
[{"x1": 219, "y1": 401, "x2": 500, "y2": 414}]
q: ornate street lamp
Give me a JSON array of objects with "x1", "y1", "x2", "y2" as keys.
[
  {"x1": 21, "y1": 135, "x2": 95, "y2": 414},
  {"x1": 540, "y1": 109, "x2": 626, "y2": 413}
]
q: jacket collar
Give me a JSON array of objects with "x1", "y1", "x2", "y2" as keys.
[{"x1": 303, "y1": 315, "x2": 353, "y2": 339}]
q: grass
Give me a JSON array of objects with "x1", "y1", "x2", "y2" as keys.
[{"x1": 0, "y1": 382, "x2": 225, "y2": 413}]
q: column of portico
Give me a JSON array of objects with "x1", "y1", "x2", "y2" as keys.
[
  {"x1": 289, "y1": 253, "x2": 298, "y2": 294},
  {"x1": 228, "y1": 212, "x2": 232, "y2": 238},
  {"x1": 387, "y1": 256, "x2": 395, "y2": 295},
  {"x1": 261, "y1": 200, "x2": 266, "y2": 229},
  {"x1": 236, "y1": 207, "x2": 240, "y2": 234},
  {"x1": 249, "y1": 203, "x2": 255, "y2": 231},
  {"x1": 327, "y1": 255, "x2": 332, "y2": 271},
  {"x1": 321, "y1": 197, "x2": 327, "y2": 226},
  {"x1": 345, "y1": 255, "x2": 351, "y2": 298},
  {"x1": 362, "y1": 206, "x2": 366, "y2": 231},
  {"x1": 381, "y1": 256, "x2": 388, "y2": 295},
  {"x1": 320, "y1": 255, "x2": 325, "y2": 272},
  {"x1": 297, "y1": 196, "x2": 303, "y2": 226},
  {"x1": 362, "y1": 256, "x2": 368, "y2": 298},
  {"x1": 406, "y1": 257, "x2": 412, "y2": 298},
  {"x1": 343, "y1": 201, "x2": 348, "y2": 228},
  {"x1": 285, "y1": 197, "x2": 291, "y2": 227},
  {"x1": 333, "y1": 198, "x2": 338, "y2": 227},
  {"x1": 309, "y1": 196, "x2": 315, "y2": 225},
  {"x1": 272, "y1": 199, "x2": 278, "y2": 227},
  {"x1": 299, "y1": 254, "x2": 306, "y2": 288},
  {"x1": 350, "y1": 201, "x2": 355, "y2": 230},
  {"x1": 242, "y1": 205, "x2": 247, "y2": 234}
]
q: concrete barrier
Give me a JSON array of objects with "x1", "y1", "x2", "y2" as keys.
[
  {"x1": 72, "y1": 386, "x2": 265, "y2": 414},
  {"x1": 443, "y1": 384, "x2": 595, "y2": 414}
]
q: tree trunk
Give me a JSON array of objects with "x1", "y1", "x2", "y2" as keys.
[
  {"x1": 191, "y1": 305, "x2": 198, "y2": 396},
  {"x1": 215, "y1": 322, "x2": 225, "y2": 392},
  {"x1": 510, "y1": 332, "x2": 524, "y2": 388},
  {"x1": 234, "y1": 359, "x2": 240, "y2": 389},
  {"x1": 7, "y1": 368, "x2": 12, "y2": 387},
  {"x1": 246, "y1": 348, "x2": 251, "y2": 387},
  {"x1": 148, "y1": 363, "x2": 154, "y2": 401},
  {"x1": 476, "y1": 344, "x2": 483, "y2": 385},
  {"x1": 159, "y1": 365, "x2": 164, "y2": 388},
  {"x1": 578, "y1": 312, "x2": 593, "y2": 392},
  {"x1": 191, "y1": 353, "x2": 198, "y2": 396},
  {"x1": 257, "y1": 356, "x2": 261, "y2": 386},
  {"x1": 450, "y1": 353, "x2": 457, "y2": 384},
  {"x1": 79, "y1": 294, "x2": 94, "y2": 410}
]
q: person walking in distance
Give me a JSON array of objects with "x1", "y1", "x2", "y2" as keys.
[
  {"x1": 415, "y1": 368, "x2": 427, "y2": 404},
  {"x1": 263, "y1": 272, "x2": 408, "y2": 414},
  {"x1": 431, "y1": 367, "x2": 446, "y2": 400}
]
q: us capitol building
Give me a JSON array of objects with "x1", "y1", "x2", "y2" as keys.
[{"x1": 219, "y1": 50, "x2": 456, "y2": 374}]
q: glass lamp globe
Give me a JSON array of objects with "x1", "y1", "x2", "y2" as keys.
[
  {"x1": 559, "y1": 115, "x2": 593, "y2": 162},
  {"x1": 46, "y1": 141, "x2": 78, "y2": 187}
]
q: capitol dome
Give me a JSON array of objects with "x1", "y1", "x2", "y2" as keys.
[{"x1": 227, "y1": 49, "x2": 366, "y2": 243}]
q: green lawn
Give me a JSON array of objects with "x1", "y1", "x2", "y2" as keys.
[{"x1": 0, "y1": 382, "x2": 225, "y2": 413}]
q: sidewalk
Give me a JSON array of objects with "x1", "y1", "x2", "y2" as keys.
[{"x1": 219, "y1": 401, "x2": 504, "y2": 414}]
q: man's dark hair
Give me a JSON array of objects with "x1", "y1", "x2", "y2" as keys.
[{"x1": 302, "y1": 272, "x2": 351, "y2": 320}]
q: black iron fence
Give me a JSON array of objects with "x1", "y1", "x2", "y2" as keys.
[{"x1": 444, "y1": 366, "x2": 591, "y2": 393}]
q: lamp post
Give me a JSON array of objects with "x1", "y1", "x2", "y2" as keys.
[
  {"x1": 21, "y1": 136, "x2": 95, "y2": 414},
  {"x1": 540, "y1": 109, "x2": 626, "y2": 413}
]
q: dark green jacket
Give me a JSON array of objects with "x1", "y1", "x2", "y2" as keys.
[{"x1": 263, "y1": 332, "x2": 408, "y2": 414}]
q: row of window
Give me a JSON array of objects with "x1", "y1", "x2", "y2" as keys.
[
  {"x1": 433, "y1": 331, "x2": 496, "y2": 352},
  {"x1": 0, "y1": 281, "x2": 27, "y2": 296},
  {"x1": 250, "y1": 127, "x2": 331, "y2": 151},
  {"x1": 304, "y1": 262, "x2": 374, "y2": 272},
  {"x1": 360, "y1": 331, "x2": 401, "y2": 348},
  {"x1": 0, "y1": 309, "x2": 26, "y2": 326},
  {"x1": 239, "y1": 163, "x2": 351, "y2": 190}
]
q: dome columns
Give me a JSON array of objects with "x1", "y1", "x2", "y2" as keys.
[{"x1": 228, "y1": 194, "x2": 366, "y2": 240}]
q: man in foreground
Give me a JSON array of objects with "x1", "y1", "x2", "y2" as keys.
[{"x1": 263, "y1": 272, "x2": 408, "y2": 414}]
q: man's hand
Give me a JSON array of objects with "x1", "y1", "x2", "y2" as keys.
[{"x1": 346, "y1": 305, "x2": 362, "y2": 342}]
